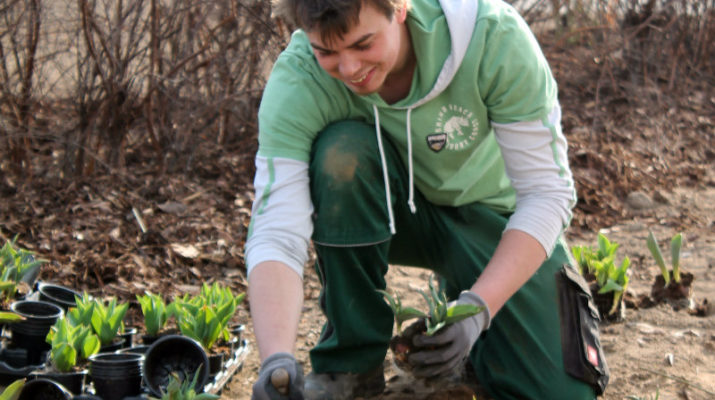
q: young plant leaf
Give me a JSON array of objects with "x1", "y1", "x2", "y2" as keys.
[
  {"x1": 51, "y1": 343, "x2": 77, "y2": 372},
  {"x1": 597, "y1": 279, "x2": 623, "y2": 294},
  {"x1": 137, "y1": 292, "x2": 168, "y2": 337},
  {"x1": 377, "y1": 289, "x2": 426, "y2": 332},
  {"x1": 0, "y1": 311, "x2": 24, "y2": 324},
  {"x1": 646, "y1": 230, "x2": 670, "y2": 286},
  {"x1": 608, "y1": 290, "x2": 624, "y2": 316},
  {"x1": 444, "y1": 304, "x2": 484, "y2": 325},
  {"x1": 425, "y1": 320, "x2": 446, "y2": 336},
  {"x1": 597, "y1": 233, "x2": 619, "y2": 259},
  {"x1": 670, "y1": 233, "x2": 682, "y2": 283},
  {"x1": 0, "y1": 378, "x2": 25, "y2": 400}
]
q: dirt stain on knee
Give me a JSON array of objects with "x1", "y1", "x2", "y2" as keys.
[{"x1": 323, "y1": 146, "x2": 359, "y2": 183}]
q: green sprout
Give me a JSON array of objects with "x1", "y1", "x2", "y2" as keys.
[
  {"x1": 0, "y1": 237, "x2": 45, "y2": 304},
  {"x1": 419, "y1": 276, "x2": 484, "y2": 336},
  {"x1": 137, "y1": 291, "x2": 168, "y2": 337},
  {"x1": 571, "y1": 233, "x2": 631, "y2": 315},
  {"x1": 150, "y1": 368, "x2": 218, "y2": 400},
  {"x1": 171, "y1": 283, "x2": 242, "y2": 351},
  {"x1": 45, "y1": 317, "x2": 101, "y2": 372},
  {"x1": 595, "y1": 256, "x2": 631, "y2": 316},
  {"x1": 376, "y1": 289, "x2": 426, "y2": 333},
  {"x1": 68, "y1": 292, "x2": 96, "y2": 327},
  {"x1": 646, "y1": 231, "x2": 683, "y2": 285},
  {"x1": 572, "y1": 233, "x2": 620, "y2": 277},
  {"x1": 379, "y1": 275, "x2": 484, "y2": 337},
  {"x1": 90, "y1": 297, "x2": 129, "y2": 346}
]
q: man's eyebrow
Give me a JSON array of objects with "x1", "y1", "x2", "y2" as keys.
[{"x1": 310, "y1": 33, "x2": 373, "y2": 52}]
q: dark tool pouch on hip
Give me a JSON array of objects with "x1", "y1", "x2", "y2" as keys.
[{"x1": 555, "y1": 264, "x2": 610, "y2": 395}]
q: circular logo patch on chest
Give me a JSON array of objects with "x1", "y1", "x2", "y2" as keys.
[{"x1": 433, "y1": 104, "x2": 479, "y2": 151}]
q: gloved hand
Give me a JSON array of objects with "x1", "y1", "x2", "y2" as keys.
[
  {"x1": 252, "y1": 352, "x2": 305, "y2": 400},
  {"x1": 408, "y1": 290, "x2": 491, "y2": 378}
]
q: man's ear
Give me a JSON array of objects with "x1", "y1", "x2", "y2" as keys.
[{"x1": 395, "y1": 4, "x2": 408, "y2": 23}]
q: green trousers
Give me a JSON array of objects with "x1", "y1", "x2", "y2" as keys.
[{"x1": 308, "y1": 120, "x2": 596, "y2": 399}]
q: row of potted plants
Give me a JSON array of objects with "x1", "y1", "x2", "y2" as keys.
[{"x1": 0, "y1": 238, "x2": 248, "y2": 399}]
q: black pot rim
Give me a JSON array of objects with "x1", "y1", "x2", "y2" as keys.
[
  {"x1": 10, "y1": 300, "x2": 64, "y2": 320},
  {"x1": 37, "y1": 282, "x2": 81, "y2": 307},
  {"x1": 89, "y1": 352, "x2": 144, "y2": 365},
  {"x1": 116, "y1": 345, "x2": 151, "y2": 355},
  {"x1": 89, "y1": 352, "x2": 144, "y2": 380},
  {"x1": 29, "y1": 367, "x2": 89, "y2": 377},
  {"x1": 18, "y1": 377, "x2": 73, "y2": 400}
]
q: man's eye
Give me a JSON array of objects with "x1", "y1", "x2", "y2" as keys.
[
  {"x1": 355, "y1": 43, "x2": 372, "y2": 51},
  {"x1": 316, "y1": 49, "x2": 334, "y2": 57}
]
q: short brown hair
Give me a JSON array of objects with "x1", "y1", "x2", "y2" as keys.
[{"x1": 273, "y1": 0, "x2": 408, "y2": 44}]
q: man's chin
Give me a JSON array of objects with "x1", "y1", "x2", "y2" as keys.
[{"x1": 346, "y1": 84, "x2": 378, "y2": 97}]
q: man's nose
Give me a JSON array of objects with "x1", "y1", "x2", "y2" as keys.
[{"x1": 338, "y1": 53, "x2": 360, "y2": 78}]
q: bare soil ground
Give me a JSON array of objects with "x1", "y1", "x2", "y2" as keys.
[{"x1": 0, "y1": 43, "x2": 713, "y2": 399}]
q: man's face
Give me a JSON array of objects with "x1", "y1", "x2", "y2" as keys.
[{"x1": 306, "y1": 4, "x2": 409, "y2": 97}]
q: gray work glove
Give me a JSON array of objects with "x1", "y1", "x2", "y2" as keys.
[
  {"x1": 408, "y1": 290, "x2": 491, "y2": 378},
  {"x1": 252, "y1": 352, "x2": 304, "y2": 400}
]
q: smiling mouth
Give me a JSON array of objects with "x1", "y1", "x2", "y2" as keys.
[
  {"x1": 349, "y1": 68, "x2": 373, "y2": 85},
  {"x1": 350, "y1": 72, "x2": 369, "y2": 84}
]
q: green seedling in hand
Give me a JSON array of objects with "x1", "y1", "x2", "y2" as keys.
[
  {"x1": 377, "y1": 289, "x2": 426, "y2": 333},
  {"x1": 420, "y1": 275, "x2": 484, "y2": 336}
]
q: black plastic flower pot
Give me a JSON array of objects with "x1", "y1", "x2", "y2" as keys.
[
  {"x1": 98, "y1": 336, "x2": 126, "y2": 353},
  {"x1": 37, "y1": 282, "x2": 81, "y2": 311},
  {"x1": 9, "y1": 300, "x2": 64, "y2": 364},
  {"x1": 29, "y1": 368, "x2": 88, "y2": 395},
  {"x1": 141, "y1": 334, "x2": 160, "y2": 345},
  {"x1": 18, "y1": 377, "x2": 73, "y2": 400},
  {"x1": 0, "y1": 355, "x2": 40, "y2": 386},
  {"x1": 229, "y1": 324, "x2": 244, "y2": 340},
  {"x1": 143, "y1": 334, "x2": 210, "y2": 397},
  {"x1": 88, "y1": 352, "x2": 144, "y2": 400},
  {"x1": 0, "y1": 346, "x2": 36, "y2": 368},
  {"x1": 226, "y1": 324, "x2": 244, "y2": 352},
  {"x1": 207, "y1": 352, "x2": 225, "y2": 377},
  {"x1": 119, "y1": 326, "x2": 138, "y2": 348}
]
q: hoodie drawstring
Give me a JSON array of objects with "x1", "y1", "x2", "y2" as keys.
[
  {"x1": 372, "y1": 104, "x2": 417, "y2": 236},
  {"x1": 373, "y1": 104, "x2": 396, "y2": 235},
  {"x1": 405, "y1": 108, "x2": 417, "y2": 214}
]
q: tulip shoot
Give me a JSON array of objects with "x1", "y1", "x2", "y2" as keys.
[{"x1": 646, "y1": 230, "x2": 683, "y2": 285}]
